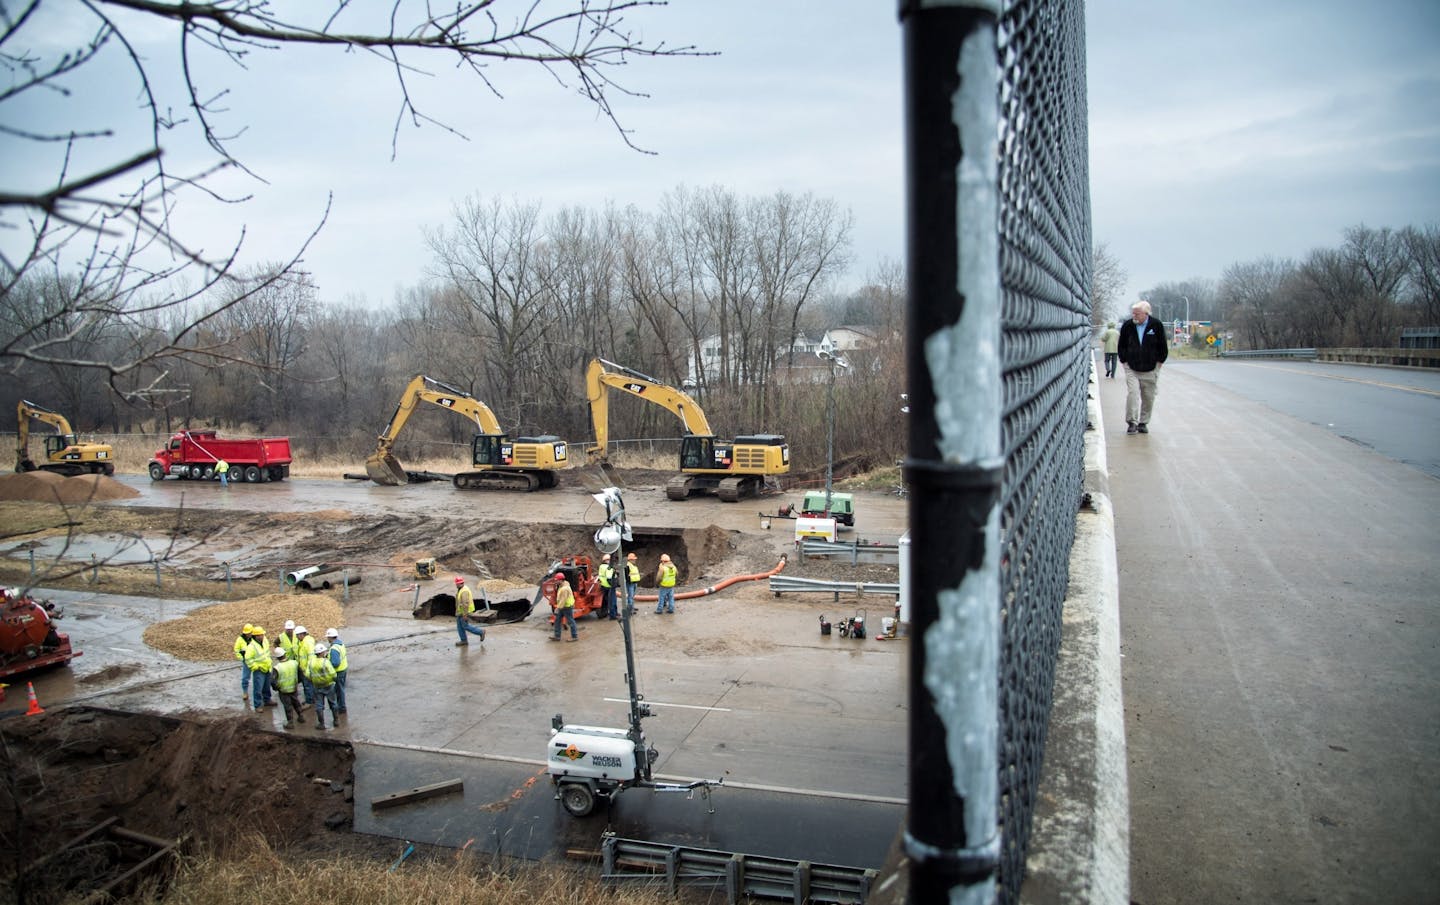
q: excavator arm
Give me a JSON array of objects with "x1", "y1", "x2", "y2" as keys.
[
  {"x1": 366, "y1": 376, "x2": 504, "y2": 485},
  {"x1": 17, "y1": 401, "x2": 76, "y2": 472},
  {"x1": 585, "y1": 358, "x2": 714, "y2": 463}
]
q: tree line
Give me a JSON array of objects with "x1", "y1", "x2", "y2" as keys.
[
  {"x1": 3, "y1": 189, "x2": 906, "y2": 478},
  {"x1": 1131, "y1": 224, "x2": 1439, "y2": 349}
]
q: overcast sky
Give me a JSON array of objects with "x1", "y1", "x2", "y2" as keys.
[{"x1": 11, "y1": 1, "x2": 1440, "y2": 309}]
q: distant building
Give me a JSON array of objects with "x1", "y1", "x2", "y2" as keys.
[
  {"x1": 1399, "y1": 327, "x2": 1440, "y2": 349},
  {"x1": 685, "y1": 324, "x2": 893, "y2": 387}
]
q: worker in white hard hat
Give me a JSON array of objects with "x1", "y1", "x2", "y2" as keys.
[
  {"x1": 271, "y1": 646, "x2": 304, "y2": 727},
  {"x1": 323, "y1": 627, "x2": 348, "y2": 716},
  {"x1": 294, "y1": 625, "x2": 316, "y2": 708},
  {"x1": 597, "y1": 553, "x2": 618, "y2": 620},
  {"x1": 655, "y1": 553, "x2": 678, "y2": 614},
  {"x1": 308, "y1": 641, "x2": 339, "y2": 730},
  {"x1": 277, "y1": 620, "x2": 301, "y2": 665}
]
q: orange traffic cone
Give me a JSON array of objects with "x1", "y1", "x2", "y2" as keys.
[{"x1": 24, "y1": 682, "x2": 44, "y2": 716}]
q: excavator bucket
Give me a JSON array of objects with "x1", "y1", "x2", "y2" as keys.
[{"x1": 365, "y1": 452, "x2": 408, "y2": 486}]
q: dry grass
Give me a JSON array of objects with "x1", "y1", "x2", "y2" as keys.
[{"x1": 130, "y1": 834, "x2": 715, "y2": 905}]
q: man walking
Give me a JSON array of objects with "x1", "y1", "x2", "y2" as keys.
[
  {"x1": 597, "y1": 553, "x2": 618, "y2": 620},
  {"x1": 1118, "y1": 300, "x2": 1169, "y2": 434},
  {"x1": 551, "y1": 575, "x2": 578, "y2": 641},
  {"x1": 454, "y1": 576, "x2": 487, "y2": 646},
  {"x1": 655, "y1": 554, "x2": 677, "y2": 614},
  {"x1": 1101, "y1": 321, "x2": 1120, "y2": 379}
]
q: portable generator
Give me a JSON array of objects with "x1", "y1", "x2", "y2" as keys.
[{"x1": 415, "y1": 558, "x2": 437, "y2": 580}]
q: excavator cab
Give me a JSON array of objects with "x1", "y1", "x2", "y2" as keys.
[
  {"x1": 679, "y1": 435, "x2": 718, "y2": 470},
  {"x1": 472, "y1": 434, "x2": 514, "y2": 467}
]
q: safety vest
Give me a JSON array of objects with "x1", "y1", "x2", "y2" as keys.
[
  {"x1": 626, "y1": 562, "x2": 641, "y2": 584},
  {"x1": 216, "y1": 460, "x2": 229, "y2": 474},
  {"x1": 233, "y1": 633, "x2": 250, "y2": 660},
  {"x1": 309, "y1": 656, "x2": 337, "y2": 689},
  {"x1": 244, "y1": 638, "x2": 272, "y2": 673},
  {"x1": 456, "y1": 585, "x2": 475, "y2": 615},
  {"x1": 659, "y1": 563, "x2": 677, "y2": 588},
  {"x1": 597, "y1": 563, "x2": 614, "y2": 588},
  {"x1": 273, "y1": 658, "x2": 300, "y2": 693},
  {"x1": 555, "y1": 582, "x2": 575, "y2": 610},
  {"x1": 278, "y1": 631, "x2": 301, "y2": 661},
  {"x1": 327, "y1": 641, "x2": 347, "y2": 673},
  {"x1": 296, "y1": 634, "x2": 315, "y2": 661}
]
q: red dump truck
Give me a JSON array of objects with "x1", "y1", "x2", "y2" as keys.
[{"x1": 148, "y1": 430, "x2": 293, "y2": 483}]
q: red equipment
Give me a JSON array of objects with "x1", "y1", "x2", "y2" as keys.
[
  {"x1": 0, "y1": 589, "x2": 80, "y2": 680},
  {"x1": 539, "y1": 555, "x2": 607, "y2": 623},
  {"x1": 148, "y1": 430, "x2": 293, "y2": 483}
]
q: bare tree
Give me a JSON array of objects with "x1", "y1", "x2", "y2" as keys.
[
  {"x1": 1090, "y1": 242, "x2": 1128, "y2": 326},
  {"x1": 1399, "y1": 224, "x2": 1440, "y2": 325},
  {"x1": 1, "y1": 0, "x2": 700, "y2": 397},
  {"x1": 1218, "y1": 257, "x2": 1298, "y2": 350}
]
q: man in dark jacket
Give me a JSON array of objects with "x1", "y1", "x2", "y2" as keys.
[{"x1": 1117, "y1": 300, "x2": 1169, "y2": 434}]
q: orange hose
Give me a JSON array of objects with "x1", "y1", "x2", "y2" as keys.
[{"x1": 633, "y1": 555, "x2": 788, "y2": 602}]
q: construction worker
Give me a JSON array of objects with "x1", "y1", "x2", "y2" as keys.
[
  {"x1": 454, "y1": 576, "x2": 487, "y2": 646},
  {"x1": 294, "y1": 625, "x2": 316, "y2": 706},
  {"x1": 244, "y1": 627, "x2": 274, "y2": 711},
  {"x1": 655, "y1": 554, "x2": 677, "y2": 614},
  {"x1": 551, "y1": 575, "x2": 578, "y2": 641},
  {"x1": 234, "y1": 624, "x2": 254, "y2": 702},
  {"x1": 597, "y1": 553, "x2": 618, "y2": 620},
  {"x1": 324, "y1": 627, "x2": 348, "y2": 715},
  {"x1": 624, "y1": 553, "x2": 641, "y2": 616},
  {"x1": 216, "y1": 458, "x2": 230, "y2": 487},
  {"x1": 271, "y1": 646, "x2": 304, "y2": 727},
  {"x1": 278, "y1": 620, "x2": 301, "y2": 662},
  {"x1": 308, "y1": 642, "x2": 340, "y2": 730}
]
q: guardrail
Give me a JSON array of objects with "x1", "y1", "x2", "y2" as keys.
[
  {"x1": 797, "y1": 539, "x2": 900, "y2": 563},
  {"x1": 769, "y1": 575, "x2": 900, "y2": 600},
  {"x1": 601, "y1": 836, "x2": 876, "y2": 904},
  {"x1": 1219, "y1": 348, "x2": 1317, "y2": 359}
]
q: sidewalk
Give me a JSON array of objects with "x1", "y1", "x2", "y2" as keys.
[{"x1": 1102, "y1": 362, "x2": 1440, "y2": 904}]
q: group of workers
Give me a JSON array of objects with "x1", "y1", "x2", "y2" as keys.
[
  {"x1": 233, "y1": 621, "x2": 348, "y2": 730},
  {"x1": 549, "y1": 550, "x2": 678, "y2": 642}
]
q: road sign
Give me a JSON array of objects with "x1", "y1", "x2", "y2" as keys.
[{"x1": 1206, "y1": 334, "x2": 1216, "y2": 346}]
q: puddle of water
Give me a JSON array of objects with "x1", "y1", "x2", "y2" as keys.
[{"x1": 4, "y1": 533, "x2": 172, "y2": 566}]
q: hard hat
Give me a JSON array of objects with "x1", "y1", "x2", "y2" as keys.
[
  {"x1": 626, "y1": 553, "x2": 637, "y2": 561},
  {"x1": 284, "y1": 620, "x2": 295, "y2": 631},
  {"x1": 454, "y1": 576, "x2": 465, "y2": 586},
  {"x1": 325, "y1": 628, "x2": 338, "y2": 639},
  {"x1": 243, "y1": 623, "x2": 255, "y2": 634},
  {"x1": 295, "y1": 625, "x2": 307, "y2": 635},
  {"x1": 252, "y1": 626, "x2": 265, "y2": 636},
  {"x1": 313, "y1": 642, "x2": 327, "y2": 655},
  {"x1": 273, "y1": 647, "x2": 286, "y2": 658},
  {"x1": 660, "y1": 554, "x2": 671, "y2": 562}
]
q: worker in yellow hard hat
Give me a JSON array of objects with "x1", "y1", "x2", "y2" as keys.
[
  {"x1": 244, "y1": 626, "x2": 274, "y2": 711},
  {"x1": 234, "y1": 623, "x2": 255, "y2": 704}
]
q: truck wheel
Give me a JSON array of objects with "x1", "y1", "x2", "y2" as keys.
[
  {"x1": 560, "y1": 783, "x2": 596, "y2": 817},
  {"x1": 148, "y1": 463, "x2": 165, "y2": 481},
  {"x1": 244, "y1": 465, "x2": 261, "y2": 483},
  {"x1": 203, "y1": 466, "x2": 215, "y2": 480}
]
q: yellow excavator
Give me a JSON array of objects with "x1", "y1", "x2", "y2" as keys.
[
  {"x1": 585, "y1": 358, "x2": 789, "y2": 502},
  {"x1": 15, "y1": 400, "x2": 116, "y2": 477},
  {"x1": 365, "y1": 375, "x2": 568, "y2": 491}
]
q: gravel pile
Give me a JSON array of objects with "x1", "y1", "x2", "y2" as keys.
[
  {"x1": 143, "y1": 592, "x2": 346, "y2": 661},
  {"x1": 0, "y1": 471, "x2": 139, "y2": 502}
]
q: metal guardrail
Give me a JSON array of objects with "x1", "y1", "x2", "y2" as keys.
[
  {"x1": 769, "y1": 575, "x2": 900, "y2": 600},
  {"x1": 601, "y1": 836, "x2": 876, "y2": 904},
  {"x1": 797, "y1": 539, "x2": 900, "y2": 563},
  {"x1": 1219, "y1": 348, "x2": 1317, "y2": 359}
]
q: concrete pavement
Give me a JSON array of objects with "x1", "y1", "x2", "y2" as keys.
[{"x1": 1103, "y1": 361, "x2": 1440, "y2": 905}]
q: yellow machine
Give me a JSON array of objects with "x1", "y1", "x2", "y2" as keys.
[
  {"x1": 365, "y1": 375, "x2": 568, "y2": 492},
  {"x1": 15, "y1": 400, "x2": 116, "y2": 477},
  {"x1": 585, "y1": 358, "x2": 789, "y2": 502}
]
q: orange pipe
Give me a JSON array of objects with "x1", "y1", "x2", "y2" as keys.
[{"x1": 633, "y1": 555, "x2": 788, "y2": 602}]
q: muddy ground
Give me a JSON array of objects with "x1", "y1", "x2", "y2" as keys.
[{"x1": 0, "y1": 469, "x2": 902, "y2": 895}]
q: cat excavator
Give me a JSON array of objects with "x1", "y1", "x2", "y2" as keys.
[
  {"x1": 585, "y1": 358, "x2": 789, "y2": 502},
  {"x1": 15, "y1": 400, "x2": 116, "y2": 476},
  {"x1": 365, "y1": 375, "x2": 568, "y2": 491}
]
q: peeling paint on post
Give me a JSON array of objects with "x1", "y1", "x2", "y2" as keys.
[{"x1": 900, "y1": 0, "x2": 1003, "y2": 902}]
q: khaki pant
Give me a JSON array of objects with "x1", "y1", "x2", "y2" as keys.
[{"x1": 1124, "y1": 366, "x2": 1161, "y2": 425}]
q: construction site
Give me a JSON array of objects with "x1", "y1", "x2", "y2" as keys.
[{"x1": 0, "y1": 464, "x2": 907, "y2": 903}]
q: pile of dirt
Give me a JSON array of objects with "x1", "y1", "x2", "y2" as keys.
[
  {"x1": 0, "y1": 707, "x2": 353, "y2": 886},
  {"x1": 0, "y1": 471, "x2": 140, "y2": 503},
  {"x1": 143, "y1": 592, "x2": 346, "y2": 661}
]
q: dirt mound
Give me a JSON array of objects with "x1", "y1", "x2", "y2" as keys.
[
  {"x1": 0, "y1": 471, "x2": 139, "y2": 503},
  {"x1": 144, "y1": 593, "x2": 346, "y2": 661},
  {"x1": 0, "y1": 707, "x2": 353, "y2": 878}
]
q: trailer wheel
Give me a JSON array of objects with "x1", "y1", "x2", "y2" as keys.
[
  {"x1": 244, "y1": 465, "x2": 261, "y2": 483},
  {"x1": 148, "y1": 463, "x2": 165, "y2": 481},
  {"x1": 203, "y1": 466, "x2": 215, "y2": 480},
  {"x1": 559, "y1": 783, "x2": 596, "y2": 817}
]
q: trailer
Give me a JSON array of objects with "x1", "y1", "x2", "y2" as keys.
[
  {"x1": 148, "y1": 430, "x2": 293, "y2": 483},
  {"x1": 1, "y1": 589, "x2": 79, "y2": 680}
]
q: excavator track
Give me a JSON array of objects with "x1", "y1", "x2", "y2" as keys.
[
  {"x1": 453, "y1": 470, "x2": 545, "y2": 492},
  {"x1": 717, "y1": 476, "x2": 762, "y2": 502},
  {"x1": 665, "y1": 475, "x2": 695, "y2": 500}
]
